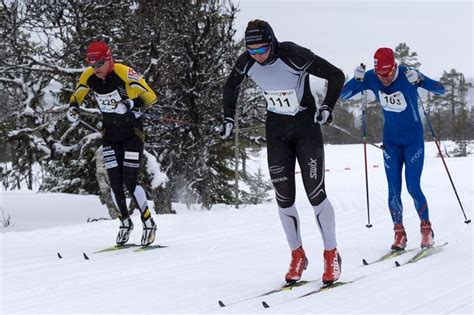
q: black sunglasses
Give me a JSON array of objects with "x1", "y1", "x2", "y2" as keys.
[{"x1": 90, "y1": 59, "x2": 106, "y2": 69}]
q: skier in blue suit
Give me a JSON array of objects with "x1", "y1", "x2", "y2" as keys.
[{"x1": 340, "y1": 47, "x2": 445, "y2": 250}]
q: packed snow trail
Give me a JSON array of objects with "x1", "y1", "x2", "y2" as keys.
[{"x1": 1, "y1": 143, "x2": 472, "y2": 314}]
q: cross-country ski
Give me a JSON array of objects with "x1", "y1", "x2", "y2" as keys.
[
  {"x1": 362, "y1": 248, "x2": 416, "y2": 265},
  {"x1": 218, "y1": 280, "x2": 316, "y2": 307},
  {"x1": 261, "y1": 276, "x2": 364, "y2": 309},
  {"x1": 394, "y1": 242, "x2": 449, "y2": 267}
]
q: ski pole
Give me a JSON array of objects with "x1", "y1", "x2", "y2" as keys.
[
  {"x1": 139, "y1": 110, "x2": 264, "y2": 133},
  {"x1": 61, "y1": 118, "x2": 81, "y2": 141},
  {"x1": 360, "y1": 87, "x2": 373, "y2": 228},
  {"x1": 78, "y1": 119, "x2": 100, "y2": 133},
  {"x1": 329, "y1": 124, "x2": 383, "y2": 151},
  {"x1": 134, "y1": 111, "x2": 204, "y2": 128},
  {"x1": 234, "y1": 125, "x2": 265, "y2": 133},
  {"x1": 418, "y1": 96, "x2": 471, "y2": 224}
]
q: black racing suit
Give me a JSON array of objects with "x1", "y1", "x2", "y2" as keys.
[{"x1": 223, "y1": 42, "x2": 344, "y2": 208}]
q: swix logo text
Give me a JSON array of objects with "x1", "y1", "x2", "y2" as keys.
[{"x1": 308, "y1": 158, "x2": 318, "y2": 179}]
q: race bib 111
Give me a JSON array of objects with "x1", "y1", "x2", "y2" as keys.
[{"x1": 264, "y1": 89, "x2": 300, "y2": 116}]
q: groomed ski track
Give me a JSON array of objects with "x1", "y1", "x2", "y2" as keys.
[{"x1": 1, "y1": 143, "x2": 472, "y2": 314}]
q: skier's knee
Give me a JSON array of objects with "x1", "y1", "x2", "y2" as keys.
[
  {"x1": 406, "y1": 184, "x2": 422, "y2": 197},
  {"x1": 309, "y1": 193, "x2": 327, "y2": 207},
  {"x1": 277, "y1": 199, "x2": 295, "y2": 209},
  {"x1": 109, "y1": 180, "x2": 123, "y2": 196}
]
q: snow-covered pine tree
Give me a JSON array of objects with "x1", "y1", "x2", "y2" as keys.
[
  {"x1": 450, "y1": 73, "x2": 472, "y2": 157},
  {"x1": 1, "y1": 1, "x2": 169, "y2": 216},
  {"x1": 133, "y1": 0, "x2": 259, "y2": 209},
  {"x1": 0, "y1": 1, "x2": 54, "y2": 190},
  {"x1": 241, "y1": 166, "x2": 272, "y2": 205},
  {"x1": 392, "y1": 43, "x2": 472, "y2": 154},
  {"x1": 430, "y1": 70, "x2": 472, "y2": 156},
  {"x1": 394, "y1": 43, "x2": 421, "y2": 69},
  {"x1": 22, "y1": 0, "x2": 141, "y2": 195}
]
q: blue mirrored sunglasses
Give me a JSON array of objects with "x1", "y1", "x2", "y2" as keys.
[{"x1": 247, "y1": 45, "x2": 270, "y2": 55}]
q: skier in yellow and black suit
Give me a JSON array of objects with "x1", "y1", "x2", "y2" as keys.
[{"x1": 67, "y1": 40, "x2": 158, "y2": 246}]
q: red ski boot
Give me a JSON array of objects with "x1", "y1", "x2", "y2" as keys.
[
  {"x1": 322, "y1": 248, "x2": 341, "y2": 285},
  {"x1": 285, "y1": 246, "x2": 308, "y2": 284},
  {"x1": 391, "y1": 223, "x2": 407, "y2": 251},
  {"x1": 420, "y1": 220, "x2": 434, "y2": 249}
]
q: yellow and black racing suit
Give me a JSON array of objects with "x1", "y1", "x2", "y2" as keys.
[{"x1": 69, "y1": 64, "x2": 157, "y2": 220}]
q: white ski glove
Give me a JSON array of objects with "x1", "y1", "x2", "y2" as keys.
[
  {"x1": 219, "y1": 117, "x2": 234, "y2": 139},
  {"x1": 114, "y1": 99, "x2": 134, "y2": 115},
  {"x1": 67, "y1": 107, "x2": 79, "y2": 123},
  {"x1": 123, "y1": 99, "x2": 134, "y2": 110},
  {"x1": 406, "y1": 69, "x2": 422, "y2": 85},
  {"x1": 315, "y1": 105, "x2": 333, "y2": 125},
  {"x1": 354, "y1": 64, "x2": 366, "y2": 81}
]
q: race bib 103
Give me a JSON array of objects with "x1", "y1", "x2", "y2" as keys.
[
  {"x1": 264, "y1": 89, "x2": 300, "y2": 116},
  {"x1": 378, "y1": 90, "x2": 408, "y2": 113}
]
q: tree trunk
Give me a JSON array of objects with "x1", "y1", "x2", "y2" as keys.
[
  {"x1": 94, "y1": 146, "x2": 119, "y2": 219},
  {"x1": 150, "y1": 184, "x2": 174, "y2": 214},
  {"x1": 27, "y1": 166, "x2": 33, "y2": 190},
  {"x1": 241, "y1": 150, "x2": 247, "y2": 180},
  {"x1": 141, "y1": 152, "x2": 173, "y2": 214}
]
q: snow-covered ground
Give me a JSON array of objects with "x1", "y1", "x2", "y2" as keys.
[{"x1": 1, "y1": 142, "x2": 472, "y2": 314}]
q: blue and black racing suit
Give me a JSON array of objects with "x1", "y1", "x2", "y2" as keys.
[{"x1": 340, "y1": 65, "x2": 445, "y2": 224}]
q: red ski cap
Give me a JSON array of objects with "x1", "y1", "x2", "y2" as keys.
[
  {"x1": 86, "y1": 41, "x2": 112, "y2": 65},
  {"x1": 374, "y1": 47, "x2": 396, "y2": 76}
]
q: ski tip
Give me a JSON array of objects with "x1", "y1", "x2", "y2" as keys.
[
  {"x1": 262, "y1": 301, "x2": 270, "y2": 308},
  {"x1": 83, "y1": 252, "x2": 90, "y2": 260},
  {"x1": 57, "y1": 252, "x2": 62, "y2": 259},
  {"x1": 218, "y1": 300, "x2": 225, "y2": 307},
  {"x1": 362, "y1": 258, "x2": 369, "y2": 266},
  {"x1": 394, "y1": 261, "x2": 400, "y2": 267}
]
